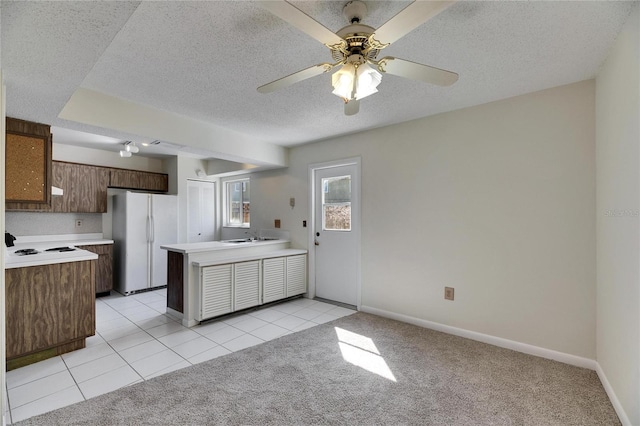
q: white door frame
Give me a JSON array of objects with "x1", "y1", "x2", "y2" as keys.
[{"x1": 308, "y1": 157, "x2": 362, "y2": 309}]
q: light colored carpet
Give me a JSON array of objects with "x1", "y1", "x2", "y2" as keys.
[{"x1": 17, "y1": 312, "x2": 619, "y2": 425}]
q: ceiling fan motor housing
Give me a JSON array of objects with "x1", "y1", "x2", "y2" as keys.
[
  {"x1": 333, "y1": 23, "x2": 379, "y2": 63},
  {"x1": 343, "y1": 1, "x2": 368, "y2": 23}
]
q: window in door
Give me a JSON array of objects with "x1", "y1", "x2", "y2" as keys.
[
  {"x1": 322, "y1": 175, "x2": 351, "y2": 231},
  {"x1": 225, "y1": 178, "x2": 250, "y2": 227}
]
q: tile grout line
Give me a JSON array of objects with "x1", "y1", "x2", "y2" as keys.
[{"x1": 8, "y1": 289, "x2": 355, "y2": 423}]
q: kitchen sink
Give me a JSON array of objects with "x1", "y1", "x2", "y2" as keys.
[{"x1": 223, "y1": 237, "x2": 279, "y2": 243}]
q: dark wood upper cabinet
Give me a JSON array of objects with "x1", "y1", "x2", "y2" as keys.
[
  {"x1": 109, "y1": 168, "x2": 168, "y2": 192},
  {"x1": 49, "y1": 162, "x2": 169, "y2": 212},
  {"x1": 5, "y1": 118, "x2": 52, "y2": 210},
  {"x1": 51, "y1": 161, "x2": 110, "y2": 213}
]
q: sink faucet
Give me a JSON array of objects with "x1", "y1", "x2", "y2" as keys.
[{"x1": 244, "y1": 230, "x2": 259, "y2": 241}]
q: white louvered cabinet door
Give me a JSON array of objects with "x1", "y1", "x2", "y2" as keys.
[
  {"x1": 201, "y1": 264, "x2": 233, "y2": 320},
  {"x1": 286, "y1": 255, "x2": 307, "y2": 297},
  {"x1": 233, "y1": 260, "x2": 262, "y2": 311},
  {"x1": 263, "y1": 257, "x2": 286, "y2": 303}
]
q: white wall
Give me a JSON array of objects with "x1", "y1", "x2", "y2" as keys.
[
  {"x1": 247, "y1": 80, "x2": 597, "y2": 359},
  {"x1": 6, "y1": 212, "x2": 102, "y2": 236},
  {"x1": 595, "y1": 4, "x2": 640, "y2": 425},
  {"x1": 52, "y1": 143, "x2": 164, "y2": 172}
]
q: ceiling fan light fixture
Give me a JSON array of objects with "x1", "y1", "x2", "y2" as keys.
[
  {"x1": 331, "y1": 62, "x2": 356, "y2": 100},
  {"x1": 331, "y1": 61, "x2": 382, "y2": 103},
  {"x1": 354, "y1": 62, "x2": 382, "y2": 100}
]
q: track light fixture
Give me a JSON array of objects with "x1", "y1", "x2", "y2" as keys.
[{"x1": 119, "y1": 141, "x2": 139, "y2": 157}]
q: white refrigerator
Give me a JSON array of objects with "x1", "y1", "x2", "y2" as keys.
[{"x1": 112, "y1": 191, "x2": 178, "y2": 295}]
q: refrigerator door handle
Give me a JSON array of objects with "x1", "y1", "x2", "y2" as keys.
[
  {"x1": 146, "y1": 216, "x2": 151, "y2": 243},
  {"x1": 150, "y1": 216, "x2": 155, "y2": 242}
]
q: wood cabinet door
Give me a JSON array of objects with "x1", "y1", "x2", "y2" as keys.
[
  {"x1": 77, "y1": 244, "x2": 113, "y2": 293},
  {"x1": 5, "y1": 261, "x2": 96, "y2": 359},
  {"x1": 167, "y1": 251, "x2": 184, "y2": 313},
  {"x1": 5, "y1": 118, "x2": 52, "y2": 210},
  {"x1": 109, "y1": 169, "x2": 140, "y2": 189},
  {"x1": 140, "y1": 172, "x2": 169, "y2": 192},
  {"x1": 109, "y1": 169, "x2": 168, "y2": 192},
  {"x1": 51, "y1": 162, "x2": 109, "y2": 213},
  {"x1": 5, "y1": 265, "x2": 59, "y2": 358},
  {"x1": 58, "y1": 261, "x2": 96, "y2": 343}
]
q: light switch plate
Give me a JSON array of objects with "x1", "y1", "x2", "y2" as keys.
[{"x1": 444, "y1": 287, "x2": 454, "y2": 301}]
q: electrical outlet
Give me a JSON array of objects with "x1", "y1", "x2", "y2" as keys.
[
  {"x1": 75, "y1": 219, "x2": 83, "y2": 228},
  {"x1": 444, "y1": 287, "x2": 455, "y2": 301}
]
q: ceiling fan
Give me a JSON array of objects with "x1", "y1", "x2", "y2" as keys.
[{"x1": 258, "y1": 0, "x2": 459, "y2": 116}]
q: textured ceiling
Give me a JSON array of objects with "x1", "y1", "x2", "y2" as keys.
[{"x1": 1, "y1": 1, "x2": 635, "y2": 159}]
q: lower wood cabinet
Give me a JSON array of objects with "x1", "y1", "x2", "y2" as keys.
[
  {"x1": 5, "y1": 260, "x2": 96, "y2": 365},
  {"x1": 76, "y1": 244, "x2": 113, "y2": 293}
]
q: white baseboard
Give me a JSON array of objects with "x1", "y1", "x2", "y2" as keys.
[
  {"x1": 359, "y1": 306, "x2": 635, "y2": 424},
  {"x1": 359, "y1": 306, "x2": 597, "y2": 370},
  {"x1": 596, "y1": 363, "x2": 632, "y2": 426}
]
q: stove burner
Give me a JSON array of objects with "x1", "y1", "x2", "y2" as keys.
[
  {"x1": 15, "y1": 248, "x2": 39, "y2": 256},
  {"x1": 45, "y1": 246, "x2": 77, "y2": 252}
]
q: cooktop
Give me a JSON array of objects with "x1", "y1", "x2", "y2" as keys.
[
  {"x1": 15, "y1": 248, "x2": 39, "y2": 256},
  {"x1": 45, "y1": 246, "x2": 77, "y2": 252}
]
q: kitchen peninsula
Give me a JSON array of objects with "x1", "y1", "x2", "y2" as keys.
[{"x1": 161, "y1": 239, "x2": 307, "y2": 327}]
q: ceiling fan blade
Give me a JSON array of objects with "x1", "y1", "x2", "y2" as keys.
[
  {"x1": 261, "y1": 1, "x2": 345, "y2": 50},
  {"x1": 376, "y1": 57, "x2": 458, "y2": 87},
  {"x1": 344, "y1": 99, "x2": 360, "y2": 116},
  {"x1": 258, "y1": 63, "x2": 336, "y2": 94},
  {"x1": 370, "y1": 1, "x2": 456, "y2": 48}
]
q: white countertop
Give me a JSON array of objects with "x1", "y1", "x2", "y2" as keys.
[
  {"x1": 6, "y1": 248, "x2": 98, "y2": 269},
  {"x1": 192, "y1": 249, "x2": 307, "y2": 267},
  {"x1": 161, "y1": 239, "x2": 289, "y2": 254},
  {"x1": 12, "y1": 233, "x2": 114, "y2": 247},
  {"x1": 5, "y1": 233, "x2": 110, "y2": 269}
]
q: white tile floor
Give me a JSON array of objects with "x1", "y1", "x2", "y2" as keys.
[{"x1": 5, "y1": 288, "x2": 355, "y2": 423}]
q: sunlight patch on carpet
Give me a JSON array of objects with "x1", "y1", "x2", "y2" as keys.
[{"x1": 335, "y1": 327, "x2": 396, "y2": 382}]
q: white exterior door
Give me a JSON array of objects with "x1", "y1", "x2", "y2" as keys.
[
  {"x1": 187, "y1": 180, "x2": 216, "y2": 243},
  {"x1": 313, "y1": 162, "x2": 360, "y2": 306}
]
